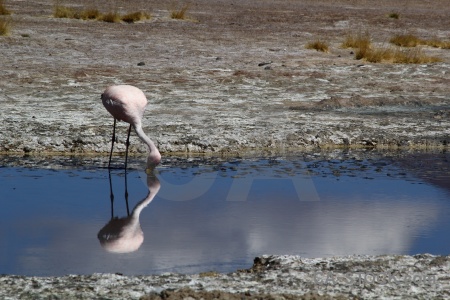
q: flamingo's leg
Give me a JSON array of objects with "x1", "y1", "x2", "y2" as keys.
[
  {"x1": 107, "y1": 118, "x2": 117, "y2": 169},
  {"x1": 124, "y1": 124, "x2": 131, "y2": 171}
]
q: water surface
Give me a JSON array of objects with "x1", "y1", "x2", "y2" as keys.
[{"x1": 1, "y1": 152, "x2": 449, "y2": 276}]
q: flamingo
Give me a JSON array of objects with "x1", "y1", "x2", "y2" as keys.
[{"x1": 101, "y1": 85, "x2": 161, "y2": 170}]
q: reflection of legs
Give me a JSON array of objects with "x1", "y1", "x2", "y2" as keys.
[
  {"x1": 124, "y1": 125, "x2": 131, "y2": 215},
  {"x1": 108, "y1": 169, "x2": 114, "y2": 218},
  {"x1": 108, "y1": 169, "x2": 130, "y2": 217},
  {"x1": 125, "y1": 168, "x2": 130, "y2": 216},
  {"x1": 107, "y1": 119, "x2": 116, "y2": 169}
]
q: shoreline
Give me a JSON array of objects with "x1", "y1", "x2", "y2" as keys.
[{"x1": 1, "y1": 254, "x2": 449, "y2": 299}]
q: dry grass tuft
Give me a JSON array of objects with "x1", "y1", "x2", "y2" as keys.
[
  {"x1": 424, "y1": 39, "x2": 450, "y2": 49},
  {"x1": 306, "y1": 40, "x2": 329, "y2": 52},
  {"x1": 389, "y1": 34, "x2": 421, "y2": 47},
  {"x1": 343, "y1": 32, "x2": 372, "y2": 60},
  {"x1": 0, "y1": 16, "x2": 11, "y2": 35},
  {"x1": 341, "y1": 31, "x2": 371, "y2": 50},
  {"x1": 170, "y1": 3, "x2": 191, "y2": 20},
  {"x1": 53, "y1": 4, "x2": 76, "y2": 18},
  {"x1": 76, "y1": 8, "x2": 101, "y2": 20},
  {"x1": 121, "y1": 11, "x2": 151, "y2": 23},
  {"x1": 391, "y1": 48, "x2": 442, "y2": 64},
  {"x1": 359, "y1": 47, "x2": 386, "y2": 63},
  {"x1": 359, "y1": 45, "x2": 441, "y2": 64},
  {"x1": 99, "y1": 11, "x2": 121, "y2": 23},
  {"x1": 53, "y1": 3, "x2": 150, "y2": 24},
  {"x1": 424, "y1": 38, "x2": 448, "y2": 49},
  {"x1": 342, "y1": 32, "x2": 441, "y2": 64},
  {"x1": 388, "y1": 12, "x2": 399, "y2": 19},
  {"x1": 0, "y1": 0, "x2": 11, "y2": 15},
  {"x1": 390, "y1": 34, "x2": 450, "y2": 49},
  {"x1": 429, "y1": 41, "x2": 450, "y2": 49},
  {"x1": 354, "y1": 41, "x2": 372, "y2": 60},
  {"x1": 54, "y1": 5, "x2": 101, "y2": 20}
]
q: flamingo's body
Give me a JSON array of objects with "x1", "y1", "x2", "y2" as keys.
[{"x1": 101, "y1": 85, "x2": 161, "y2": 169}]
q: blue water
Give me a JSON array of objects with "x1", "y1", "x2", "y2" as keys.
[{"x1": 0, "y1": 153, "x2": 449, "y2": 276}]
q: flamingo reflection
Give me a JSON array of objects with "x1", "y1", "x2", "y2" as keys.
[{"x1": 98, "y1": 170, "x2": 160, "y2": 253}]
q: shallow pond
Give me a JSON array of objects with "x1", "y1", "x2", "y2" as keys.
[{"x1": 1, "y1": 152, "x2": 449, "y2": 276}]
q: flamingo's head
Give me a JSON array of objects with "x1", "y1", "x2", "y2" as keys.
[{"x1": 146, "y1": 151, "x2": 161, "y2": 173}]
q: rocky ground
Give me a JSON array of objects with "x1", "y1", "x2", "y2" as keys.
[{"x1": 1, "y1": 0, "x2": 449, "y2": 298}]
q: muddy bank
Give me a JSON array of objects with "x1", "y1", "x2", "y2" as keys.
[
  {"x1": 0, "y1": 0, "x2": 449, "y2": 155},
  {"x1": 1, "y1": 254, "x2": 449, "y2": 299}
]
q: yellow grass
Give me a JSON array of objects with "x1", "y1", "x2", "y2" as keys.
[
  {"x1": 360, "y1": 46, "x2": 441, "y2": 64},
  {"x1": 99, "y1": 11, "x2": 121, "y2": 23},
  {"x1": 389, "y1": 34, "x2": 421, "y2": 47},
  {"x1": 355, "y1": 42, "x2": 372, "y2": 60},
  {"x1": 342, "y1": 32, "x2": 441, "y2": 64},
  {"x1": 170, "y1": 3, "x2": 190, "y2": 19},
  {"x1": 121, "y1": 11, "x2": 151, "y2": 23},
  {"x1": 341, "y1": 31, "x2": 371, "y2": 50},
  {"x1": 0, "y1": 0, "x2": 11, "y2": 15},
  {"x1": 76, "y1": 8, "x2": 101, "y2": 20},
  {"x1": 425, "y1": 39, "x2": 450, "y2": 49},
  {"x1": 54, "y1": 5, "x2": 101, "y2": 20},
  {"x1": 360, "y1": 47, "x2": 387, "y2": 63},
  {"x1": 390, "y1": 34, "x2": 450, "y2": 49},
  {"x1": 306, "y1": 40, "x2": 329, "y2": 52},
  {"x1": 53, "y1": 3, "x2": 150, "y2": 24},
  {"x1": 391, "y1": 48, "x2": 442, "y2": 64},
  {"x1": 0, "y1": 17, "x2": 11, "y2": 35},
  {"x1": 53, "y1": 4, "x2": 76, "y2": 18}
]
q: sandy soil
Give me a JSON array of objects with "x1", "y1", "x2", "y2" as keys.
[{"x1": 0, "y1": 0, "x2": 449, "y2": 156}]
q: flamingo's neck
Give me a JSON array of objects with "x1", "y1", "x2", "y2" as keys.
[{"x1": 133, "y1": 124, "x2": 161, "y2": 166}]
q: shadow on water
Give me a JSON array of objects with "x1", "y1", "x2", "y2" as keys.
[{"x1": 0, "y1": 151, "x2": 449, "y2": 276}]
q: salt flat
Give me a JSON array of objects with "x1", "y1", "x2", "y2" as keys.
[{"x1": 0, "y1": 0, "x2": 449, "y2": 155}]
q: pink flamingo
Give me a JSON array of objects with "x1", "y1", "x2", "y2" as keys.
[{"x1": 101, "y1": 85, "x2": 161, "y2": 169}]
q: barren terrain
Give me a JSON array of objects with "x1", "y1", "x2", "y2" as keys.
[{"x1": 0, "y1": 0, "x2": 449, "y2": 156}]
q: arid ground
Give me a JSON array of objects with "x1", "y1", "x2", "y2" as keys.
[{"x1": 0, "y1": 0, "x2": 449, "y2": 156}]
